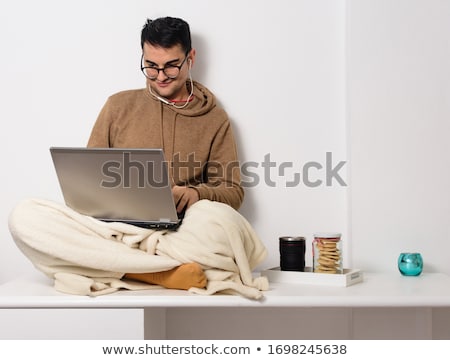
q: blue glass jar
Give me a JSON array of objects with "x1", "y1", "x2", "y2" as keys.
[{"x1": 398, "y1": 253, "x2": 423, "y2": 276}]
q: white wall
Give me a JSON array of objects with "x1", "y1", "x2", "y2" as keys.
[
  {"x1": 0, "y1": 0, "x2": 347, "y2": 282},
  {"x1": 348, "y1": 0, "x2": 450, "y2": 273}
]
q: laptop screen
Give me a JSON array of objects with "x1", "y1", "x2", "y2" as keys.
[{"x1": 50, "y1": 147, "x2": 180, "y2": 228}]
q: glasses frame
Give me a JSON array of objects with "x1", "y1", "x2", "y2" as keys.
[{"x1": 140, "y1": 52, "x2": 189, "y2": 80}]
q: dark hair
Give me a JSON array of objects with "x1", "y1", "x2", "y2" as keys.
[{"x1": 141, "y1": 17, "x2": 192, "y2": 53}]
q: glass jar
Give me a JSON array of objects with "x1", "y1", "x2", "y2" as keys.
[{"x1": 313, "y1": 233, "x2": 342, "y2": 274}]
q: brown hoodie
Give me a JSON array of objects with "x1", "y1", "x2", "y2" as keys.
[{"x1": 87, "y1": 81, "x2": 244, "y2": 210}]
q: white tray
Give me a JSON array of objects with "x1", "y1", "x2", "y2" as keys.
[{"x1": 261, "y1": 266, "x2": 363, "y2": 287}]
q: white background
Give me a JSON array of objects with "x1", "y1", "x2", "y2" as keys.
[{"x1": 0, "y1": 0, "x2": 448, "y2": 286}]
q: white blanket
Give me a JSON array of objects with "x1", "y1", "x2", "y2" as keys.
[{"x1": 9, "y1": 198, "x2": 269, "y2": 299}]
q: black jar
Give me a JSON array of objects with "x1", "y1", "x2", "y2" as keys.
[{"x1": 279, "y1": 236, "x2": 306, "y2": 271}]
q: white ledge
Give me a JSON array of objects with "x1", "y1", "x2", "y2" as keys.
[{"x1": 1, "y1": 272, "x2": 450, "y2": 309}]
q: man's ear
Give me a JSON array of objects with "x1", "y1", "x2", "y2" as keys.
[{"x1": 188, "y1": 48, "x2": 196, "y2": 67}]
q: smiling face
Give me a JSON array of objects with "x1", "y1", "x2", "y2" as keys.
[{"x1": 142, "y1": 42, "x2": 195, "y2": 102}]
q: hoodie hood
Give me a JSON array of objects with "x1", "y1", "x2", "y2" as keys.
[
  {"x1": 147, "y1": 80, "x2": 217, "y2": 118},
  {"x1": 144, "y1": 80, "x2": 220, "y2": 177}
]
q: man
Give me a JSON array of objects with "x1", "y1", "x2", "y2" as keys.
[{"x1": 8, "y1": 17, "x2": 268, "y2": 298}]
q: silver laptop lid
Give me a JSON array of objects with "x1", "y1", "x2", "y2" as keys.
[{"x1": 50, "y1": 147, "x2": 179, "y2": 227}]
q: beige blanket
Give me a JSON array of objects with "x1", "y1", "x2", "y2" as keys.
[{"x1": 9, "y1": 198, "x2": 269, "y2": 299}]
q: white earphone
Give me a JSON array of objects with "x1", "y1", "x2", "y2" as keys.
[{"x1": 153, "y1": 94, "x2": 171, "y2": 105}]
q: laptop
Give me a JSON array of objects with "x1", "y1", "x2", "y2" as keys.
[{"x1": 50, "y1": 147, "x2": 183, "y2": 230}]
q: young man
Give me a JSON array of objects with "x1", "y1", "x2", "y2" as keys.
[{"x1": 8, "y1": 17, "x2": 268, "y2": 298}]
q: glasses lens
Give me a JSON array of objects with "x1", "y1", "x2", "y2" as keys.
[
  {"x1": 142, "y1": 68, "x2": 158, "y2": 80},
  {"x1": 163, "y1": 66, "x2": 179, "y2": 79}
]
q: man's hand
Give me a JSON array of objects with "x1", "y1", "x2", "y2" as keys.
[{"x1": 172, "y1": 186, "x2": 200, "y2": 213}]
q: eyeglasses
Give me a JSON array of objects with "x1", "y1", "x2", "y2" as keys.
[{"x1": 141, "y1": 53, "x2": 189, "y2": 80}]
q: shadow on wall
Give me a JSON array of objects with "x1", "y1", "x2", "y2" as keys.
[{"x1": 190, "y1": 33, "x2": 209, "y2": 85}]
